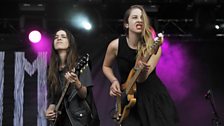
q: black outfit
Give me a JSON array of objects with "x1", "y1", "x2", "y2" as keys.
[
  {"x1": 116, "y1": 35, "x2": 179, "y2": 126},
  {"x1": 48, "y1": 64, "x2": 99, "y2": 126}
]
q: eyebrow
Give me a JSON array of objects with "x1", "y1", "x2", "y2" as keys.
[
  {"x1": 131, "y1": 14, "x2": 142, "y2": 17},
  {"x1": 55, "y1": 34, "x2": 66, "y2": 37}
]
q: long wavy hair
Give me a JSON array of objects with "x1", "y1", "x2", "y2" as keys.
[
  {"x1": 123, "y1": 5, "x2": 154, "y2": 57},
  {"x1": 48, "y1": 28, "x2": 78, "y2": 93}
]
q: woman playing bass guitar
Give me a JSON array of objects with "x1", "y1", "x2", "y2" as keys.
[{"x1": 102, "y1": 5, "x2": 179, "y2": 126}]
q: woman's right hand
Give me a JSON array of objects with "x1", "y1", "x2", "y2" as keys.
[
  {"x1": 109, "y1": 80, "x2": 121, "y2": 96},
  {"x1": 45, "y1": 105, "x2": 56, "y2": 121}
]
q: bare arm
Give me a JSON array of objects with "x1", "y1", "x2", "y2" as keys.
[
  {"x1": 73, "y1": 79, "x2": 87, "y2": 99},
  {"x1": 102, "y1": 39, "x2": 121, "y2": 96},
  {"x1": 102, "y1": 39, "x2": 119, "y2": 82}
]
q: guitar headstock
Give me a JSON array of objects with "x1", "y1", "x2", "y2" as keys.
[
  {"x1": 151, "y1": 33, "x2": 164, "y2": 54},
  {"x1": 72, "y1": 53, "x2": 89, "y2": 75}
]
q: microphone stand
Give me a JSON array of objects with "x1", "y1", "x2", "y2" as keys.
[{"x1": 205, "y1": 89, "x2": 222, "y2": 126}]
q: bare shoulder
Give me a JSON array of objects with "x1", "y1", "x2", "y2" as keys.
[
  {"x1": 106, "y1": 38, "x2": 119, "y2": 56},
  {"x1": 108, "y1": 38, "x2": 119, "y2": 50}
]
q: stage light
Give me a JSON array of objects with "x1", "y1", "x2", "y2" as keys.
[
  {"x1": 71, "y1": 13, "x2": 93, "y2": 31},
  {"x1": 28, "y1": 30, "x2": 41, "y2": 43},
  {"x1": 82, "y1": 21, "x2": 92, "y2": 30},
  {"x1": 215, "y1": 25, "x2": 220, "y2": 30}
]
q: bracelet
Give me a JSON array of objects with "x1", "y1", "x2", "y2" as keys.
[
  {"x1": 111, "y1": 79, "x2": 118, "y2": 83},
  {"x1": 76, "y1": 84, "x2": 83, "y2": 91}
]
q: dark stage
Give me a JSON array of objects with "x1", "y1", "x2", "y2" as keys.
[{"x1": 0, "y1": 0, "x2": 224, "y2": 126}]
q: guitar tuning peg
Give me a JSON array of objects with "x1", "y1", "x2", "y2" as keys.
[
  {"x1": 154, "y1": 37, "x2": 159, "y2": 42},
  {"x1": 158, "y1": 33, "x2": 163, "y2": 38}
]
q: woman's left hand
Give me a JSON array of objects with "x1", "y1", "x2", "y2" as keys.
[
  {"x1": 65, "y1": 72, "x2": 81, "y2": 85},
  {"x1": 65, "y1": 71, "x2": 87, "y2": 98},
  {"x1": 136, "y1": 60, "x2": 150, "y2": 73},
  {"x1": 142, "y1": 61, "x2": 150, "y2": 73}
]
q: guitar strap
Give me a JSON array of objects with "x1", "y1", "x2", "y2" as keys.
[{"x1": 67, "y1": 89, "x2": 77, "y2": 102}]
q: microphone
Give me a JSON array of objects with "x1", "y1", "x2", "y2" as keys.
[{"x1": 205, "y1": 89, "x2": 211, "y2": 100}]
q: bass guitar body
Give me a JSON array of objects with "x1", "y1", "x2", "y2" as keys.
[{"x1": 115, "y1": 68, "x2": 137, "y2": 124}]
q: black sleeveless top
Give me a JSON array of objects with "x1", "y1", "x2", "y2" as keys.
[{"x1": 117, "y1": 35, "x2": 137, "y2": 84}]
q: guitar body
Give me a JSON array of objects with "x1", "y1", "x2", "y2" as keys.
[
  {"x1": 116, "y1": 93, "x2": 136, "y2": 124},
  {"x1": 121, "y1": 69, "x2": 136, "y2": 91},
  {"x1": 115, "y1": 68, "x2": 137, "y2": 124}
]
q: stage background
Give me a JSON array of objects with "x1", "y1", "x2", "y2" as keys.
[{"x1": 1, "y1": 1, "x2": 224, "y2": 126}]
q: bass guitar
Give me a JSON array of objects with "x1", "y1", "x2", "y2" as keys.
[
  {"x1": 114, "y1": 33, "x2": 163, "y2": 124},
  {"x1": 51, "y1": 53, "x2": 89, "y2": 126}
]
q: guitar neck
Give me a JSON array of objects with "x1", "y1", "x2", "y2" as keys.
[
  {"x1": 55, "y1": 82, "x2": 70, "y2": 111},
  {"x1": 125, "y1": 67, "x2": 143, "y2": 94},
  {"x1": 142, "y1": 45, "x2": 158, "y2": 63}
]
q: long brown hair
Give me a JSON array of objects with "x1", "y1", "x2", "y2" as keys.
[
  {"x1": 48, "y1": 28, "x2": 78, "y2": 92},
  {"x1": 123, "y1": 5, "x2": 154, "y2": 57}
]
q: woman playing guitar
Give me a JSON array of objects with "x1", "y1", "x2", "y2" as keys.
[
  {"x1": 45, "y1": 28, "x2": 99, "y2": 126},
  {"x1": 102, "y1": 5, "x2": 179, "y2": 126}
]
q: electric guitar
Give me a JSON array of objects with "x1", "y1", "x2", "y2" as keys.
[
  {"x1": 114, "y1": 33, "x2": 163, "y2": 124},
  {"x1": 51, "y1": 53, "x2": 89, "y2": 126}
]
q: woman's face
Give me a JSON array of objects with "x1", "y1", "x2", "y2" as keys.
[
  {"x1": 126, "y1": 8, "x2": 143, "y2": 34},
  {"x1": 54, "y1": 30, "x2": 69, "y2": 50}
]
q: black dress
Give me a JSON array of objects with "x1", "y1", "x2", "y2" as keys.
[{"x1": 116, "y1": 35, "x2": 179, "y2": 126}]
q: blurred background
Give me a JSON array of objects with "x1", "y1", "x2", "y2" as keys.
[{"x1": 1, "y1": 0, "x2": 224, "y2": 126}]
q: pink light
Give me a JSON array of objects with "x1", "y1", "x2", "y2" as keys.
[{"x1": 29, "y1": 30, "x2": 41, "y2": 43}]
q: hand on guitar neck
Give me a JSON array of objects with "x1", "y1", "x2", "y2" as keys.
[
  {"x1": 134, "y1": 33, "x2": 164, "y2": 82},
  {"x1": 133, "y1": 60, "x2": 151, "y2": 82},
  {"x1": 45, "y1": 104, "x2": 56, "y2": 121}
]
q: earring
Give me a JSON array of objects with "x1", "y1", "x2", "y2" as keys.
[{"x1": 125, "y1": 24, "x2": 128, "y2": 28}]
